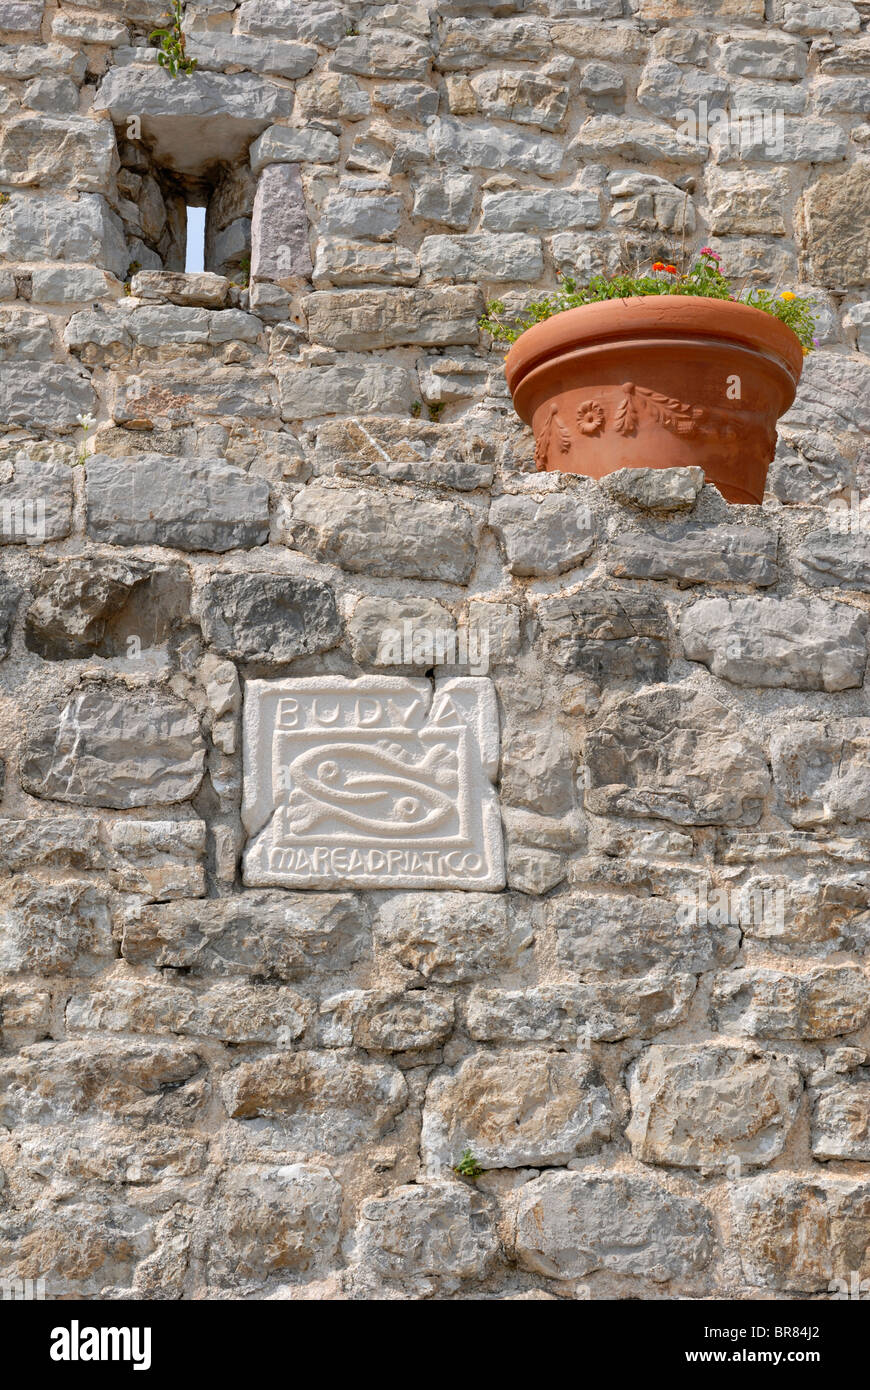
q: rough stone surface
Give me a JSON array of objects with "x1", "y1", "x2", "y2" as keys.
[
  {"x1": 20, "y1": 687, "x2": 206, "y2": 809},
  {"x1": 626, "y1": 1045, "x2": 803, "y2": 1170},
  {"x1": 731, "y1": 1178, "x2": 870, "y2": 1292},
  {"x1": 681, "y1": 596, "x2": 868, "y2": 690},
  {"x1": 288, "y1": 483, "x2": 477, "y2": 583},
  {"x1": 197, "y1": 573, "x2": 341, "y2": 665},
  {"x1": 86, "y1": 455, "x2": 270, "y2": 553},
  {"x1": 423, "y1": 1050, "x2": 612, "y2": 1169},
  {"x1": 0, "y1": 0, "x2": 868, "y2": 1304},
  {"x1": 585, "y1": 687, "x2": 771, "y2": 824},
  {"x1": 510, "y1": 1173, "x2": 714, "y2": 1281}
]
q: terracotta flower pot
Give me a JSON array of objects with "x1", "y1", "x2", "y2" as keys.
[{"x1": 504, "y1": 295, "x2": 804, "y2": 505}]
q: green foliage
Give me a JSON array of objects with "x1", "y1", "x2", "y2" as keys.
[
  {"x1": 427, "y1": 402, "x2": 446, "y2": 421},
  {"x1": 410, "y1": 400, "x2": 422, "y2": 418},
  {"x1": 479, "y1": 250, "x2": 818, "y2": 352},
  {"x1": 150, "y1": 1, "x2": 197, "y2": 78},
  {"x1": 0, "y1": 192, "x2": 9, "y2": 206},
  {"x1": 453, "y1": 1148, "x2": 484, "y2": 1181}
]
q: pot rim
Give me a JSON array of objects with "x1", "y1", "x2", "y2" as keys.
[{"x1": 503, "y1": 294, "x2": 806, "y2": 398}]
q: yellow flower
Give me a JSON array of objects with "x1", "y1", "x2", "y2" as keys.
[{"x1": 780, "y1": 291, "x2": 796, "y2": 301}]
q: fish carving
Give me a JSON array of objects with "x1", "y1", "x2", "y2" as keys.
[{"x1": 282, "y1": 740, "x2": 458, "y2": 837}]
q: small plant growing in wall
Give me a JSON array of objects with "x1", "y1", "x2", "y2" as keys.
[
  {"x1": 75, "y1": 413, "x2": 96, "y2": 467},
  {"x1": 150, "y1": 1, "x2": 197, "y2": 77},
  {"x1": 453, "y1": 1148, "x2": 484, "y2": 1181}
]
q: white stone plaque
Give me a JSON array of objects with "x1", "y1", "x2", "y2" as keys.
[{"x1": 242, "y1": 676, "x2": 505, "y2": 890}]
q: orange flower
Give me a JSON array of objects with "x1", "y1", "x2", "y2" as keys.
[
  {"x1": 665, "y1": 264, "x2": 678, "y2": 274},
  {"x1": 652, "y1": 261, "x2": 666, "y2": 271}
]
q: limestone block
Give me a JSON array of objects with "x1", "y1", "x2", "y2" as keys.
[
  {"x1": 627, "y1": 1045, "x2": 803, "y2": 1169},
  {"x1": 681, "y1": 596, "x2": 868, "y2": 690},
  {"x1": 732, "y1": 1177, "x2": 870, "y2": 1292},
  {"x1": 481, "y1": 188, "x2": 601, "y2": 232},
  {"x1": 331, "y1": 30, "x2": 432, "y2": 80},
  {"x1": 0, "y1": 451, "x2": 72, "y2": 547},
  {"x1": 128, "y1": 271, "x2": 231, "y2": 308},
  {"x1": 107, "y1": 820, "x2": 206, "y2": 900},
  {"x1": 86, "y1": 455, "x2": 270, "y2": 551},
  {"x1": 510, "y1": 1172, "x2": 714, "y2": 1281},
  {"x1": 348, "y1": 597, "x2": 456, "y2": 666},
  {"x1": 706, "y1": 168, "x2": 790, "y2": 235},
  {"x1": 21, "y1": 686, "x2": 206, "y2": 809},
  {"x1": 599, "y1": 466, "x2": 704, "y2": 510},
  {"x1": 321, "y1": 191, "x2": 403, "y2": 242},
  {"x1": 812, "y1": 1081, "x2": 870, "y2": 1160},
  {"x1": 0, "y1": 878, "x2": 113, "y2": 975},
  {"x1": 489, "y1": 492, "x2": 595, "y2": 576},
  {"x1": 800, "y1": 161, "x2": 870, "y2": 287},
  {"x1": 185, "y1": 32, "x2": 318, "y2": 78},
  {"x1": 30, "y1": 265, "x2": 121, "y2": 303},
  {"x1": 464, "y1": 977, "x2": 696, "y2": 1042},
  {"x1": 410, "y1": 170, "x2": 475, "y2": 228},
  {"x1": 420, "y1": 232, "x2": 543, "y2": 282},
  {"x1": 0, "y1": 4, "x2": 44, "y2": 36},
  {"x1": 277, "y1": 363, "x2": 415, "y2": 419},
  {"x1": 537, "y1": 588, "x2": 668, "y2": 684},
  {"x1": 422, "y1": 1050, "x2": 612, "y2": 1168},
  {"x1": 237, "y1": 0, "x2": 347, "y2": 45},
  {"x1": 251, "y1": 163, "x2": 312, "y2": 283},
  {"x1": 354, "y1": 1183, "x2": 499, "y2": 1282},
  {"x1": 548, "y1": 892, "x2": 740, "y2": 976},
  {"x1": 305, "y1": 286, "x2": 481, "y2": 349},
  {"x1": 436, "y1": 18, "x2": 550, "y2": 69},
  {"x1": 428, "y1": 117, "x2": 564, "y2": 177},
  {"x1": 775, "y1": 0, "x2": 861, "y2": 34},
  {"x1": 24, "y1": 557, "x2": 152, "y2": 658},
  {"x1": 0, "y1": 362, "x2": 94, "y2": 432},
  {"x1": 451, "y1": 70, "x2": 570, "y2": 130},
  {"x1": 241, "y1": 676, "x2": 504, "y2": 890},
  {"x1": 608, "y1": 525, "x2": 778, "y2": 585},
  {"x1": 584, "y1": 687, "x2": 771, "y2": 824},
  {"x1": 66, "y1": 976, "x2": 309, "y2": 1045},
  {"x1": 288, "y1": 482, "x2": 478, "y2": 582},
  {"x1": 573, "y1": 114, "x2": 706, "y2": 163},
  {"x1": 297, "y1": 73, "x2": 371, "y2": 122},
  {"x1": 637, "y1": 60, "x2": 729, "y2": 119},
  {"x1": 771, "y1": 720, "x2": 870, "y2": 826},
  {"x1": 794, "y1": 531, "x2": 870, "y2": 592},
  {"x1": 119, "y1": 891, "x2": 372, "y2": 980},
  {"x1": 712, "y1": 119, "x2": 848, "y2": 164},
  {"x1": 197, "y1": 572, "x2": 342, "y2": 664},
  {"x1": 719, "y1": 34, "x2": 808, "y2": 78},
  {"x1": 316, "y1": 416, "x2": 494, "y2": 491},
  {"x1": 0, "y1": 192, "x2": 128, "y2": 276},
  {"x1": 0, "y1": 1039, "x2": 205, "y2": 1126},
  {"x1": 250, "y1": 124, "x2": 340, "y2": 174},
  {"x1": 210, "y1": 1164, "x2": 341, "y2": 1282},
  {"x1": 374, "y1": 892, "x2": 531, "y2": 984},
  {"x1": 711, "y1": 965, "x2": 870, "y2": 1038},
  {"x1": 783, "y1": 351, "x2": 870, "y2": 435},
  {"x1": 95, "y1": 65, "x2": 294, "y2": 125},
  {"x1": 313, "y1": 239, "x2": 420, "y2": 287},
  {"x1": 220, "y1": 1051, "x2": 408, "y2": 1151},
  {"x1": 0, "y1": 116, "x2": 118, "y2": 192}
]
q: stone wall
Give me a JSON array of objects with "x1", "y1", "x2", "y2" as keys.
[{"x1": 0, "y1": 0, "x2": 869, "y2": 1301}]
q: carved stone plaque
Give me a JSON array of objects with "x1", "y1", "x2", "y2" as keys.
[{"x1": 242, "y1": 676, "x2": 505, "y2": 890}]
